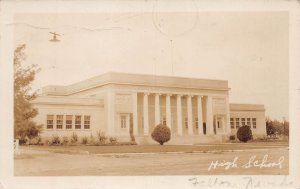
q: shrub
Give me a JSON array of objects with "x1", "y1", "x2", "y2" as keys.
[
  {"x1": 151, "y1": 124, "x2": 171, "y2": 145},
  {"x1": 109, "y1": 137, "x2": 118, "y2": 144},
  {"x1": 29, "y1": 135, "x2": 43, "y2": 145},
  {"x1": 129, "y1": 113, "x2": 135, "y2": 142},
  {"x1": 81, "y1": 136, "x2": 88, "y2": 144},
  {"x1": 61, "y1": 136, "x2": 69, "y2": 145},
  {"x1": 97, "y1": 131, "x2": 107, "y2": 144},
  {"x1": 237, "y1": 125, "x2": 253, "y2": 143},
  {"x1": 44, "y1": 139, "x2": 50, "y2": 146},
  {"x1": 51, "y1": 135, "x2": 61, "y2": 145},
  {"x1": 89, "y1": 134, "x2": 95, "y2": 145},
  {"x1": 19, "y1": 137, "x2": 28, "y2": 145},
  {"x1": 229, "y1": 135, "x2": 236, "y2": 141},
  {"x1": 70, "y1": 132, "x2": 78, "y2": 144}
]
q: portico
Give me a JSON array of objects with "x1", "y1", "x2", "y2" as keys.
[{"x1": 135, "y1": 92, "x2": 229, "y2": 138}]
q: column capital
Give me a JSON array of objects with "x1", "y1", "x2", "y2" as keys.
[
  {"x1": 143, "y1": 92, "x2": 150, "y2": 96},
  {"x1": 155, "y1": 93, "x2": 162, "y2": 96},
  {"x1": 176, "y1": 94, "x2": 183, "y2": 97},
  {"x1": 166, "y1": 93, "x2": 173, "y2": 97},
  {"x1": 187, "y1": 94, "x2": 194, "y2": 98}
]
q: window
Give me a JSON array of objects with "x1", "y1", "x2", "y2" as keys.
[
  {"x1": 84, "y1": 116, "x2": 90, "y2": 129},
  {"x1": 195, "y1": 117, "x2": 198, "y2": 128},
  {"x1": 121, "y1": 115, "x2": 127, "y2": 128},
  {"x1": 241, "y1": 118, "x2": 246, "y2": 126},
  {"x1": 252, "y1": 118, "x2": 257, "y2": 128},
  {"x1": 230, "y1": 118, "x2": 234, "y2": 128},
  {"x1": 162, "y1": 117, "x2": 166, "y2": 126},
  {"x1": 66, "y1": 115, "x2": 73, "y2": 129},
  {"x1": 235, "y1": 118, "x2": 240, "y2": 128},
  {"x1": 47, "y1": 115, "x2": 54, "y2": 129},
  {"x1": 56, "y1": 115, "x2": 63, "y2": 129},
  {"x1": 75, "y1": 115, "x2": 81, "y2": 129},
  {"x1": 185, "y1": 118, "x2": 188, "y2": 128},
  {"x1": 247, "y1": 118, "x2": 251, "y2": 126}
]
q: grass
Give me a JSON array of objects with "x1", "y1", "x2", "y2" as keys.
[{"x1": 23, "y1": 142, "x2": 289, "y2": 154}]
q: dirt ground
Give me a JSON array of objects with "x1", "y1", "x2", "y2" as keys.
[{"x1": 14, "y1": 145, "x2": 288, "y2": 176}]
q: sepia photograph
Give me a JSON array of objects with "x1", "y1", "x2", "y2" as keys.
[{"x1": 1, "y1": 0, "x2": 300, "y2": 189}]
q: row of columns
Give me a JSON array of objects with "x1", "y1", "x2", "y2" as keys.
[{"x1": 142, "y1": 93, "x2": 214, "y2": 136}]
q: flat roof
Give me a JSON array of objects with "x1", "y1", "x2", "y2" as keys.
[
  {"x1": 230, "y1": 103, "x2": 265, "y2": 111},
  {"x1": 31, "y1": 96, "x2": 104, "y2": 106},
  {"x1": 42, "y1": 72, "x2": 229, "y2": 96}
]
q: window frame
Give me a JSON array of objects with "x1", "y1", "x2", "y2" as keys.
[
  {"x1": 75, "y1": 115, "x2": 82, "y2": 129},
  {"x1": 84, "y1": 115, "x2": 91, "y2": 129},
  {"x1": 120, "y1": 115, "x2": 127, "y2": 129},
  {"x1": 235, "y1": 118, "x2": 240, "y2": 128},
  {"x1": 241, "y1": 118, "x2": 246, "y2": 126},
  {"x1": 66, "y1": 115, "x2": 73, "y2": 129},
  {"x1": 195, "y1": 117, "x2": 198, "y2": 128},
  {"x1": 56, "y1": 115, "x2": 63, "y2": 129},
  {"x1": 230, "y1": 118, "x2": 234, "y2": 129},
  {"x1": 252, "y1": 118, "x2": 257, "y2": 128},
  {"x1": 46, "y1": 115, "x2": 54, "y2": 129}
]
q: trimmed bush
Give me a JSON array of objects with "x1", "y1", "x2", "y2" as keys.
[
  {"x1": 151, "y1": 124, "x2": 171, "y2": 145},
  {"x1": 237, "y1": 125, "x2": 253, "y2": 143}
]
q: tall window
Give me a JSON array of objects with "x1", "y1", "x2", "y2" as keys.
[
  {"x1": 162, "y1": 117, "x2": 167, "y2": 126},
  {"x1": 75, "y1": 115, "x2": 81, "y2": 129},
  {"x1": 195, "y1": 117, "x2": 198, "y2": 128},
  {"x1": 230, "y1": 118, "x2": 234, "y2": 128},
  {"x1": 47, "y1": 115, "x2": 54, "y2": 129},
  {"x1": 121, "y1": 115, "x2": 127, "y2": 128},
  {"x1": 185, "y1": 118, "x2": 188, "y2": 128},
  {"x1": 235, "y1": 118, "x2": 240, "y2": 128},
  {"x1": 84, "y1": 115, "x2": 90, "y2": 129},
  {"x1": 247, "y1": 118, "x2": 251, "y2": 126},
  {"x1": 241, "y1": 118, "x2": 246, "y2": 126},
  {"x1": 252, "y1": 118, "x2": 257, "y2": 128},
  {"x1": 56, "y1": 115, "x2": 63, "y2": 129},
  {"x1": 66, "y1": 115, "x2": 73, "y2": 129}
]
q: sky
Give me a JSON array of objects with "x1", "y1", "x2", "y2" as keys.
[{"x1": 13, "y1": 12, "x2": 289, "y2": 120}]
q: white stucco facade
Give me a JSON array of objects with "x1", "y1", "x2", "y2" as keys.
[{"x1": 32, "y1": 72, "x2": 266, "y2": 144}]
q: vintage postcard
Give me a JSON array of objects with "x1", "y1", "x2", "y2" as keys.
[{"x1": 0, "y1": 0, "x2": 300, "y2": 188}]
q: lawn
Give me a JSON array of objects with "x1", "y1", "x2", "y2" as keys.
[{"x1": 22, "y1": 142, "x2": 288, "y2": 154}]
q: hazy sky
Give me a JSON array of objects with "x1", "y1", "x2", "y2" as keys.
[{"x1": 14, "y1": 12, "x2": 289, "y2": 120}]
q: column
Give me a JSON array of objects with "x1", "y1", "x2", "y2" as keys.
[
  {"x1": 143, "y1": 93, "x2": 149, "y2": 135},
  {"x1": 166, "y1": 94, "x2": 172, "y2": 129},
  {"x1": 177, "y1": 94, "x2": 183, "y2": 135},
  {"x1": 197, "y1": 96, "x2": 204, "y2": 135},
  {"x1": 107, "y1": 91, "x2": 115, "y2": 136},
  {"x1": 222, "y1": 116, "x2": 225, "y2": 133},
  {"x1": 132, "y1": 93, "x2": 138, "y2": 135},
  {"x1": 187, "y1": 95, "x2": 193, "y2": 135},
  {"x1": 206, "y1": 96, "x2": 214, "y2": 135},
  {"x1": 225, "y1": 96, "x2": 231, "y2": 134},
  {"x1": 155, "y1": 93, "x2": 161, "y2": 126}
]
